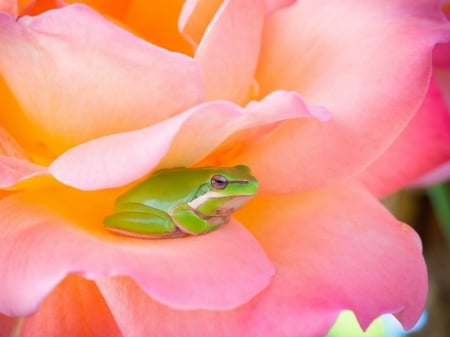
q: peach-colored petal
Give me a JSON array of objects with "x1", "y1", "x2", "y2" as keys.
[
  {"x1": 241, "y1": 0, "x2": 450, "y2": 193},
  {"x1": 50, "y1": 91, "x2": 327, "y2": 190},
  {"x1": 179, "y1": 0, "x2": 223, "y2": 47},
  {"x1": 20, "y1": 276, "x2": 123, "y2": 337},
  {"x1": 194, "y1": 0, "x2": 264, "y2": 103},
  {"x1": 0, "y1": 0, "x2": 16, "y2": 15},
  {"x1": 0, "y1": 188, "x2": 274, "y2": 316},
  {"x1": 357, "y1": 77, "x2": 450, "y2": 197},
  {"x1": 0, "y1": 4, "x2": 203, "y2": 157},
  {"x1": 97, "y1": 183, "x2": 426, "y2": 336}
]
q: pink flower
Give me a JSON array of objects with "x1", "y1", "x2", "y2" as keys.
[{"x1": 0, "y1": 1, "x2": 449, "y2": 336}]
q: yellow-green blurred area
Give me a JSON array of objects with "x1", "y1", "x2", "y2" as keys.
[
  {"x1": 327, "y1": 182, "x2": 450, "y2": 337},
  {"x1": 326, "y1": 310, "x2": 426, "y2": 337}
]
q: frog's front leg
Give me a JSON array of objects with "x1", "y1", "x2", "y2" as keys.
[
  {"x1": 171, "y1": 203, "x2": 225, "y2": 235},
  {"x1": 104, "y1": 203, "x2": 181, "y2": 238}
]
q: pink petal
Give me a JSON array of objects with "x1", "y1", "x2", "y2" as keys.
[
  {"x1": 0, "y1": 188, "x2": 274, "y2": 316},
  {"x1": 0, "y1": 4, "x2": 203, "y2": 155},
  {"x1": 98, "y1": 277, "x2": 337, "y2": 337},
  {"x1": 357, "y1": 77, "x2": 450, "y2": 197},
  {"x1": 0, "y1": 127, "x2": 49, "y2": 188},
  {"x1": 50, "y1": 91, "x2": 326, "y2": 190},
  {"x1": 436, "y1": 63, "x2": 450, "y2": 105},
  {"x1": 239, "y1": 183, "x2": 427, "y2": 331},
  {"x1": 433, "y1": 7, "x2": 450, "y2": 67},
  {"x1": 434, "y1": 42, "x2": 450, "y2": 67},
  {"x1": 239, "y1": 0, "x2": 450, "y2": 193},
  {"x1": 263, "y1": 0, "x2": 296, "y2": 13},
  {"x1": 161, "y1": 90, "x2": 330, "y2": 169},
  {"x1": 97, "y1": 183, "x2": 426, "y2": 336},
  {"x1": 194, "y1": 0, "x2": 264, "y2": 103},
  {"x1": 49, "y1": 110, "x2": 193, "y2": 190},
  {"x1": 179, "y1": 0, "x2": 295, "y2": 46},
  {"x1": 410, "y1": 160, "x2": 450, "y2": 187},
  {"x1": 20, "y1": 276, "x2": 123, "y2": 337},
  {"x1": 0, "y1": 156, "x2": 48, "y2": 188}
]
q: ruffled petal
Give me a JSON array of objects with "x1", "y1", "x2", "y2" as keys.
[
  {"x1": 50, "y1": 91, "x2": 326, "y2": 190},
  {"x1": 241, "y1": 0, "x2": 450, "y2": 193},
  {"x1": 238, "y1": 183, "x2": 427, "y2": 331},
  {"x1": 357, "y1": 77, "x2": 450, "y2": 197},
  {"x1": 194, "y1": 0, "x2": 264, "y2": 103},
  {"x1": 0, "y1": 4, "x2": 203, "y2": 157},
  {"x1": 20, "y1": 276, "x2": 123, "y2": 337},
  {"x1": 97, "y1": 183, "x2": 426, "y2": 336},
  {"x1": 163, "y1": 90, "x2": 330, "y2": 169},
  {"x1": 0, "y1": 188, "x2": 274, "y2": 316},
  {"x1": 48, "y1": 110, "x2": 192, "y2": 190}
]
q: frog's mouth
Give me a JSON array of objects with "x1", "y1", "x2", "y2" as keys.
[
  {"x1": 209, "y1": 195, "x2": 253, "y2": 216},
  {"x1": 188, "y1": 194, "x2": 253, "y2": 218}
]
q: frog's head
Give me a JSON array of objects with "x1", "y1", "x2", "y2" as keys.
[
  {"x1": 208, "y1": 165, "x2": 258, "y2": 196},
  {"x1": 189, "y1": 165, "x2": 258, "y2": 217}
]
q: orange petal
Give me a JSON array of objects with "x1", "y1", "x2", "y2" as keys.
[
  {"x1": 0, "y1": 4, "x2": 203, "y2": 158},
  {"x1": 194, "y1": 0, "x2": 264, "y2": 103},
  {"x1": 20, "y1": 276, "x2": 123, "y2": 337}
]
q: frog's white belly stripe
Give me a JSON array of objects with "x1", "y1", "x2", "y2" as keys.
[{"x1": 188, "y1": 191, "x2": 252, "y2": 211}]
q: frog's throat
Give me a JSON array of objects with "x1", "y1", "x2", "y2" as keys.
[{"x1": 187, "y1": 191, "x2": 253, "y2": 211}]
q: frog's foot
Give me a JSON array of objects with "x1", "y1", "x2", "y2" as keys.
[
  {"x1": 171, "y1": 204, "x2": 222, "y2": 235},
  {"x1": 104, "y1": 203, "x2": 179, "y2": 238}
]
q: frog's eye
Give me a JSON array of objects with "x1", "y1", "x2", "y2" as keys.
[{"x1": 211, "y1": 175, "x2": 228, "y2": 190}]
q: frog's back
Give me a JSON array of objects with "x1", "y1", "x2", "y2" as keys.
[{"x1": 115, "y1": 168, "x2": 208, "y2": 211}]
